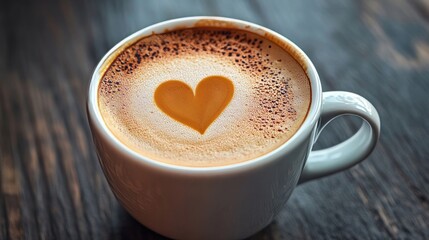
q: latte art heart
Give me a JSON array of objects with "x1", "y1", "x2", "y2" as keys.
[{"x1": 154, "y1": 76, "x2": 234, "y2": 134}]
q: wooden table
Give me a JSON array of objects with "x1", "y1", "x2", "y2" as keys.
[{"x1": 1, "y1": 0, "x2": 428, "y2": 239}]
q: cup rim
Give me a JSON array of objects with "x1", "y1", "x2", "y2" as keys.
[{"x1": 87, "y1": 16, "x2": 322, "y2": 174}]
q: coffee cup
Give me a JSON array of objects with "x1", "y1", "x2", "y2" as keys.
[{"x1": 87, "y1": 16, "x2": 380, "y2": 240}]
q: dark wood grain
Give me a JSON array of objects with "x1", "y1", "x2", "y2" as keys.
[{"x1": 1, "y1": 0, "x2": 428, "y2": 239}]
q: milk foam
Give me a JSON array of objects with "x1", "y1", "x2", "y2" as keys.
[{"x1": 98, "y1": 28, "x2": 311, "y2": 167}]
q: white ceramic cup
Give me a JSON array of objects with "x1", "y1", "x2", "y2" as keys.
[{"x1": 87, "y1": 17, "x2": 381, "y2": 240}]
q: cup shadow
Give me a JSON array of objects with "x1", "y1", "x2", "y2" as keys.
[
  {"x1": 109, "y1": 204, "x2": 304, "y2": 240},
  {"x1": 110, "y1": 208, "x2": 292, "y2": 240},
  {"x1": 110, "y1": 206, "x2": 279, "y2": 240},
  {"x1": 108, "y1": 206, "x2": 170, "y2": 240}
]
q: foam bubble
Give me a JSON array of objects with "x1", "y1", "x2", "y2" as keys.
[{"x1": 98, "y1": 28, "x2": 311, "y2": 167}]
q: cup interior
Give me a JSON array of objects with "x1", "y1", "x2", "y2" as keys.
[{"x1": 87, "y1": 16, "x2": 322, "y2": 173}]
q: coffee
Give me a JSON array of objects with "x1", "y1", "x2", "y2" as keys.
[{"x1": 98, "y1": 27, "x2": 311, "y2": 167}]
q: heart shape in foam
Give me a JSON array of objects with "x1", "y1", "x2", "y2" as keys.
[{"x1": 154, "y1": 76, "x2": 234, "y2": 134}]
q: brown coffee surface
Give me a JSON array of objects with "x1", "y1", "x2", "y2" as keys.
[{"x1": 98, "y1": 28, "x2": 311, "y2": 167}]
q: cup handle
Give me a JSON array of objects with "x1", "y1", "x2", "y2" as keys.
[{"x1": 298, "y1": 91, "x2": 381, "y2": 184}]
